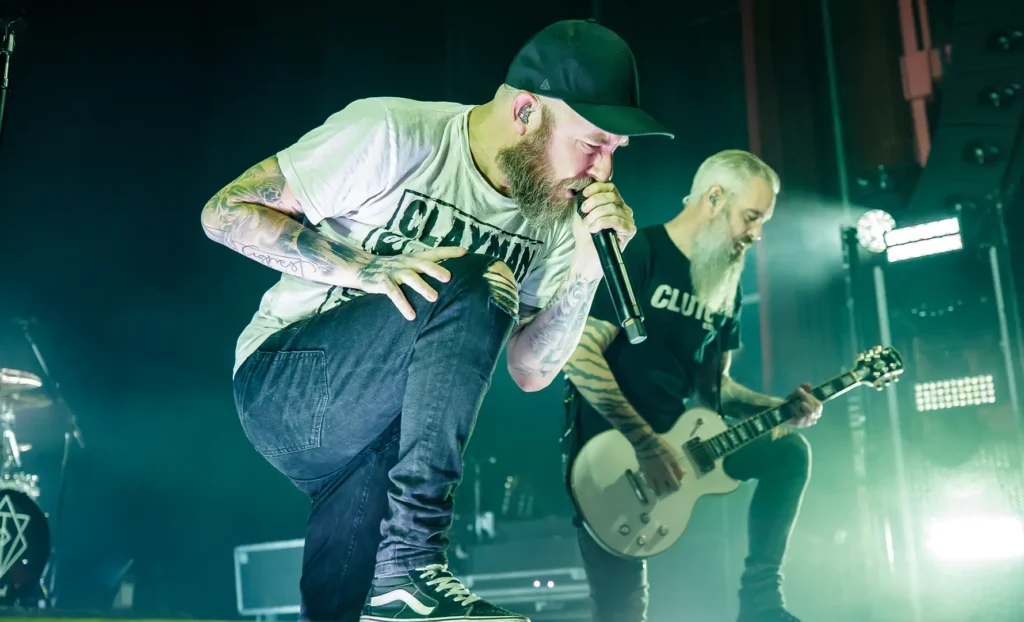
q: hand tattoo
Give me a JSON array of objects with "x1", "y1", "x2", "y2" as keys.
[{"x1": 356, "y1": 255, "x2": 402, "y2": 285}]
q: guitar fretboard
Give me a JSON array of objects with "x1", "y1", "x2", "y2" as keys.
[{"x1": 702, "y1": 371, "x2": 861, "y2": 459}]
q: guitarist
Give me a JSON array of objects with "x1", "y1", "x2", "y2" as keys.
[{"x1": 562, "y1": 150, "x2": 823, "y2": 622}]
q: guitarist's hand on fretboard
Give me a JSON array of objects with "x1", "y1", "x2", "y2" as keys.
[{"x1": 780, "y1": 383, "x2": 823, "y2": 428}]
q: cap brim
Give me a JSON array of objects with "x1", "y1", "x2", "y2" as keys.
[{"x1": 564, "y1": 101, "x2": 675, "y2": 139}]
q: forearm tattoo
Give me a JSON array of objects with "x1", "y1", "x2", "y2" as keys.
[
  {"x1": 508, "y1": 272, "x2": 600, "y2": 385},
  {"x1": 720, "y1": 377, "x2": 785, "y2": 418},
  {"x1": 564, "y1": 319, "x2": 655, "y2": 449},
  {"x1": 201, "y1": 157, "x2": 367, "y2": 284}
]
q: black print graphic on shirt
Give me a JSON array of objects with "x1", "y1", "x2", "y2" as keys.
[{"x1": 359, "y1": 189, "x2": 545, "y2": 283}]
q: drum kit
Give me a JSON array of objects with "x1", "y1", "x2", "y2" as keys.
[
  {"x1": 0, "y1": 368, "x2": 51, "y2": 605},
  {"x1": 2, "y1": 9, "x2": 80, "y2": 609}
]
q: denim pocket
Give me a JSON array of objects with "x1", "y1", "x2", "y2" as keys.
[{"x1": 236, "y1": 349, "x2": 329, "y2": 457}]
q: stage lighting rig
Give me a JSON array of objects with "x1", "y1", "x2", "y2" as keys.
[
  {"x1": 856, "y1": 210, "x2": 895, "y2": 254},
  {"x1": 884, "y1": 216, "x2": 963, "y2": 263}
]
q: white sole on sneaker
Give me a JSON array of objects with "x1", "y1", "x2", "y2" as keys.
[{"x1": 359, "y1": 616, "x2": 529, "y2": 622}]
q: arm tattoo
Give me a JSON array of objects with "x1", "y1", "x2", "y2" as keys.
[
  {"x1": 563, "y1": 318, "x2": 655, "y2": 448},
  {"x1": 201, "y1": 157, "x2": 368, "y2": 285},
  {"x1": 506, "y1": 272, "x2": 600, "y2": 387},
  {"x1": 719, "y1": 376, "x2": 785, "y2": 418},
  {"x1": 690, "y1": 350, "x2": 783, "y2": 417}
]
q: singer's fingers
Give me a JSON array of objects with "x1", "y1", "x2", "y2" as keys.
[
  {"x1": 582, "y1": 204, "x2": 634, "y2": 230},
  {"x1": 581, "y1": 202, "x2": 631, "y2": 222},
  {"x1": 581, "y1": 182, "x2": 618, "y2": 198},
  {"x1": 586, "y1": 214, "x2": 635, "y2": 236},
  {"x1": 579, "y1": 191, "x2": 622, "y2": 215}
]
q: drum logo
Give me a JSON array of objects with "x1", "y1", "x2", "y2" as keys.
[{"x1": 0, "y1": 494, "x2": 30, "y2": 583}]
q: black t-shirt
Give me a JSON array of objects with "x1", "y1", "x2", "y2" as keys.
[{"x1": 576, "y1": 225, "x2": 742, "y2": 442}]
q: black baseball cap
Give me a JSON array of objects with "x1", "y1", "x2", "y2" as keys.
[{"x1": 505, "y1": 19, "x2": 674, "y2": 139}]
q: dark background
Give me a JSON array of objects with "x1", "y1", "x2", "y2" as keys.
[{"x1": 0, "y1": 0, "x2": 925, "y2": 617}]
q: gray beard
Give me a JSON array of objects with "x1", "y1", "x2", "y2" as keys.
[{"x1": 690, "y1": 214, "x2": 745, "y2": 318}]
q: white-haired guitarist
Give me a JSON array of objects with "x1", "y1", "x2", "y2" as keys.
[{"x1": 562, "y1": 150, "x2": 822, "y2": 622}]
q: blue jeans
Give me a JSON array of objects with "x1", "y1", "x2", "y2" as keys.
[{"x1": 233, "y1": 254, "x2": 517, "y2": 622}]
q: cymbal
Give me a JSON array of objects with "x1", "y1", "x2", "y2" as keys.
[
  {"x1": 3, "y1": 392, "x2": 52, "y2": 412},
  {"x1": 0, "y1": 369, "x2": 42, "y2": 396}
]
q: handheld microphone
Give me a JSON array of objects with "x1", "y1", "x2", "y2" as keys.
[{"x1": 576, "y1": 193, "x2": 646, "y2": 344}]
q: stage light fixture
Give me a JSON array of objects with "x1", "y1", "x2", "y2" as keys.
[
  {"x1": 979, "y1": 84, "x2": 1019, "y2": 109},
  {"x1": 884, "y1": 217, "x2": 962, "y2": 263},
  {"x1": 856, "y1": 209, "x2": 895, "y2": 253},
  {"x1": 915, "y1": 375, "x2": 996, "y2": 411},
  {"x1": 926, "y1": 515, "x2": 1024, "y2": 562}
]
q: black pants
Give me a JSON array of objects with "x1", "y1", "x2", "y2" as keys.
[
  {"x1": 233, "y1": 254, "x2": 517, "y2": 622},
  {"x1": 563, "y1": 387, "x2": 812, "y2": 622}
]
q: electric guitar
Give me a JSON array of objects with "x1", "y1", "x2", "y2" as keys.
[{"x1": 569, "y1": 345, "x2": 904, "y2": 560}]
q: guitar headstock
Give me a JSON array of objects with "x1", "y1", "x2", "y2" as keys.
[{"x1": 853, "y1": 345, "x2": 905, "y2": 390}]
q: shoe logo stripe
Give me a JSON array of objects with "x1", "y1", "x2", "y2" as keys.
[{"x1": 369, "y1": 589, "x2": 436, "y2": 616}]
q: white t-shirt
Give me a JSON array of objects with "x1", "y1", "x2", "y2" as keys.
[{"x1": 233, "y1": 97, "x2": 577, "y2": 374}]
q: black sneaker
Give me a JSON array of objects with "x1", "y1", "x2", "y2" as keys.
[
  {"x1": 359, "y1": 564, "x2": 530, "y2": 621},
  {"x1": 737, "y1": 608, "x2": 802, "y2": 622}
]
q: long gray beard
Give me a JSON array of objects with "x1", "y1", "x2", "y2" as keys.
[{"x1": 690, "y1": 215, "x2": 744, "y2": 318}]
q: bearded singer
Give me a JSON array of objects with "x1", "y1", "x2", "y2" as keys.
[
  {"x1": 202, "y1": 19, "x2": 673, "y2": 622},
  {"x1": 562, "y1": 150, "x2": 823, "y2": 622}
]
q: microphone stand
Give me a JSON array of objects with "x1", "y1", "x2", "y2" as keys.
[
  {"x1": 0, "y1": 5, "x2": 25, "y2": 148},
  {"x1": 16, "y1": 318, "x2": 84, "y2": 609},
  {"x1": 0, "y1": 25, "x2": 12, "y2": 145}
]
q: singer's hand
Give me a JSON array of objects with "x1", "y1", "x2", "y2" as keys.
[{"x1": 572, "y1": 182, "x2": 637, "y2": 280}]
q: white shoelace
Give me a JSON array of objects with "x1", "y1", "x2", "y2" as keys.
[{"x1": 418, "y1": 564, "x2": 481, "y2": 605}]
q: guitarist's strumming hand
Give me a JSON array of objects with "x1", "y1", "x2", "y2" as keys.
[
  {"x1": 631, "y1": 427, "x2": 685, "y2": 495},
  {"x1": 781, "y1": 383, "x2": 823, "y2": 428}
]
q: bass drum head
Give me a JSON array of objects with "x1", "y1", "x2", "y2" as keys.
[{"x1": 0, "y1": 488, "x2": 49, "y2": 604}]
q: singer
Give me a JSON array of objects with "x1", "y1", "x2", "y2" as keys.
[
  {"x1": 561, "y1": 150, "x2": 823, "y2": 622},
  {"x1": 201, "y1": 19, "x2": 671, "y2": 622}
]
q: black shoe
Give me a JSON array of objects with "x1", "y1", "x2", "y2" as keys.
[
  {"x1": 359, "y1": 564, "x2": 530, "y2": 621},
  {"x1": 738, "y1": 608, "x2": 802, "y2": 622}
]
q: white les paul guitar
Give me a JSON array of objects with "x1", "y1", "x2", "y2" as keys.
[{"x1": 570, "y1": 345, "x2": 904, "y2": 560}]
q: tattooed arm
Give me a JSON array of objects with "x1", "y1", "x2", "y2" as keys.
[
  {"x1": 562, "y1": 317, "x2": 657, "y2": 445},
  {"x1": 721, "y1": 377, "x2": 785, "y2": 417},
  {"x1": 505, "y1": 271, "x2": 602, "y2": 392},
  {"x1": 504, "y1": 180, "x2": 639, "y2": 392},
  {"x1": 201, "y1": 156, "x2": 463, "y2": 319},
  {"x1": 693, "y1": 350, "x2": 784, "y2": 417},
  {"x1": 563, "y1": 316, "x2": 685, "y2": 491},
  {"x1": 200, "y1": 156, "x2": 372, "y2": 286}
]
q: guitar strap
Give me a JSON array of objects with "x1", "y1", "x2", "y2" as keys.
[
  {"x1": 561, "y1": 379, "x2": 590, "y2": 528},
  {"x1": 715, "y1": 318, "x2": 725, "y2": 416},
  {"x1": 560, "y1": 379, "x2": 582, "y2": 489},
  {"x1": 695, "y1": 313, "x2": 727, "y2": 416}
]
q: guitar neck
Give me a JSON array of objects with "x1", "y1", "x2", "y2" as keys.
[{"x1": 701, "y1": 370, "x2": 863, "y2": 460}]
